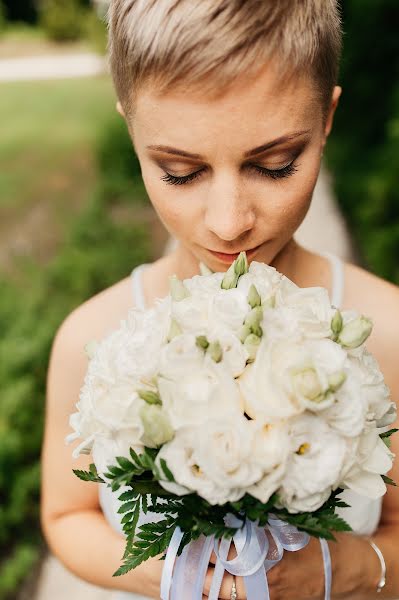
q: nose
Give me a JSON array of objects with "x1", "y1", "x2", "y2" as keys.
[{"x1": 204, "y1": 173, "x2": 256, "y2": 242}]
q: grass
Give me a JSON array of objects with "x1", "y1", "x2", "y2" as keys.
[{"x1": 0, "y1": 76, "x2": 120, "y2": 271}]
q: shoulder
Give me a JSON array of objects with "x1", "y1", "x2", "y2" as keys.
[
  {"x1": 50, "y1": 274, "x2": 134, "y2": 371},
  {"x1": 343, "y1": 261, "x2": 399, "y2": 337},
  {"x1": 343, "y1": 260, "x2": 399, "y2": 394}
]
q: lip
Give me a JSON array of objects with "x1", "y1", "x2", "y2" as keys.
[{"x1": 207, "y1": 244, "x2": 261, "y2": 264}]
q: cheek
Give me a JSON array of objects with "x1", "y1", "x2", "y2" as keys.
[
  {"x1": 141, "y1": 166, "x2": 200, "y2": 237},
  {"x1": 257, "y1": 160, "x2": 319, "y2": 234}
]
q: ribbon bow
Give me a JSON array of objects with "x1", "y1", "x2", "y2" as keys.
[{"x1": 161, "y1": 514, "x2": 331, "y2": 599}]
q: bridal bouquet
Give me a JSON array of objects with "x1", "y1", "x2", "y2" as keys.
[{"x1": 66, "y1": 253, "x2": 397, "y2": 599}]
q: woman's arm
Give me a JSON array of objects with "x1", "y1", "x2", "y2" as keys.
[{"x1": 40, "y1": 294, "x2": 164, "y2": 598}]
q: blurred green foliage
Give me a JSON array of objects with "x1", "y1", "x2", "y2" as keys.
[
  {"x1": 0, "y1": 113, "x2": 150, "y2": 599},
  {"x1": 0, "y1": 3, "x2": 6, "y2": 31},
  {"x1": 326, "y1": 1, "x2": 399, "y2": 282},
  {"x1": 39, "y1": 0, "x2": 87, "y2": 42},
  {"x1": 2, "y1": 0, "x2": 37, "y2": 24}
]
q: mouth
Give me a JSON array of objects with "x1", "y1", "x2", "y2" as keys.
[{"x1": 207, "y1": 244, "x2": 262, "y2": 264}]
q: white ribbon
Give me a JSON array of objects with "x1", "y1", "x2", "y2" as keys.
[{"x1": 160, "y1": 515, "x2": 332, "y2": 600}]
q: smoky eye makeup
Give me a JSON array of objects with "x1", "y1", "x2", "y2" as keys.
[{"x1": 154, "y1": 141, "x2": 308, "y2": 186}]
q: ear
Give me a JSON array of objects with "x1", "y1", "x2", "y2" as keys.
[
  {"x1": 116, "y1": 100, "x2": 126, "y2": 118},
  {"x1": 323, "y1": 85, "x2": 342, "y2": 143}
]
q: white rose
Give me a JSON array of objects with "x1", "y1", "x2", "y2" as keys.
[
  {"x1": 246, "y1": 420, "x2": 290, "y2": 503},
  {"x1": 239, "y1": 337, "x2": 346, "y2": 420},
  {"x1": 279, "y1": 414, "x2": 348, "y2": 513},
  {"x1": 171, "y1": 294, "x2": 209, "y2": 333},
  {"x1": 89, "y1": 309, "x2": 163, "y2": 384},
  {"x1": 159, "y1": 333, "x2": 204, "y2": 379},
  {"x1": 158, "y1": 358, "x2": 243, "y2": 430},
  {"x1": 341, "y1": 428, "x2": 395, "y2": 499},
  {"x1": 208, "y1": 327, "x2": 249, "y2": 377},
  {"x1": 349, "y1": 348, "x2": 397, "y2": 427},
  {"x1": 67, "y1": 376, "x2": 146, "y2": 458},
  {"x1": 208, "y1": 288, "x2": 250, "y2": 333},
  {"x1": 321, "y1": 369, "x2": 368, "y2": 437},
  {"x1": 91, "y1": 429, "x2": 145, "y2": 479},
  {"x1": 155, "y1": 427, "x2": 246, "y2": 505},
  {"x1": 184, "y1": 272, "x2": 225, "y2": 295},
  {"x1": 238, "y1": 338, "x2": 302, "y2": 421},
  {"x1": 237, "y1": 263, "x2": 281, "y2": 305},
  {"x1": 194, "y1": 416, "x2": 264, "y2": 489},
  {"x1": 139, "y1": 404, "x2": 174, "y2": 448},
  {"x1": 273, "y1": 286, "x2": 335, "y2": 339}
]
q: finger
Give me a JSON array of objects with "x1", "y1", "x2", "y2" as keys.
[
  {"x1": 209, "y1": 543, "x2": 238, "y2": 564},
  {"x1": 203, "y1": 567, "x2": 241, "y2": 600}
]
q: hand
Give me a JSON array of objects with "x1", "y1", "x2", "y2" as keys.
[
  {"x1": 201, "y1": 535, "x2": 326, "y2": 600},
  {"x1": 201, "y1": 544, "x2": 246, "y2": 599}
]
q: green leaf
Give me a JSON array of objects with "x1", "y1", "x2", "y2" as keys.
[
  {"x1": 380, "y1": 428, "x2": 399, "y2": 448},
  {"x1": 73, "y1": 465, "x2": 104, "y2": 483},
  {"x1": 117, "y1": 501, "x2": 138, "y2": 514},
  {"x1": 118, "y1": 490, "x2": 136, "y2": 502},
  {"x1": 116, "y1": 456, "x2": 134, "y2": 470},
  {"x1": 159, "y1": 458, "x2": 175, "y2": 482},
  {"x1": 114, "y1": 519, "x2": 176, "y2": 576},
  {"x1": 382, "y1": 474, "x2": 397, "y2": 487},
  {"x1": 380, "y1": 428, "x2": 399, "y2": 438}
]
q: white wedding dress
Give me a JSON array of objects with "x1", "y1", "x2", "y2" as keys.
[{"x1": 98, "y1": 252, "x2": 383, "y2": 599}]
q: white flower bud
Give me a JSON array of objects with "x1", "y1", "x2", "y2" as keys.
[
  {"x1": 221, "y1": 252, "x2": 249, "y2": 289},
  {"x1": 139, "y1": 404, "x2": 174, "y2": 448},
  {"x1": 247, "y1": 284, "x2": 261, "y2": 308},
  {"x1": 138, "y1": 389, "x2": 162, "y2": 405},
  {"x1": 208, "y1": 340, "x2": 223, "y2": 363},
  {"x1": 328, "y1": 371, "x2": 346, "y2": 392},
  {"x1": 169, "y1": 275, "x2": 190, "y2": 301},
  {"x1": 244, "y1": 306, "x2": 264, "y2": 337},
  {"x1": 221, "y1": 261, "x2": 239, "y2": 290},
  {"x1": 167, "y1": 318, "x2": 183, "y2": 342},
  {"x1": 331, "y1": 309, "x2": 343, "y2": 336},
  {"x1": 263, "y1": 294, "x2": 276, "y2": 309},
  {"x1": 244, "y1": 333, "x2": 261, "y2": 362},
  {"x1": 239, "y1": 324, "x2": 252, "y2": 343},
  {"x1": 292, "y1": 368, "x2": 324, "y2": 402},
  {"x1": 234, "y1": 251, "x2": 249, "y2": 276},
  {"x1": 196, "y1": 335, "x2": 210, "y2": 350},
  {"x1": 338, "y1": 316, "x2": 373, "y2": 348},
  {"x1": 199, "y1": 262, "x2": 213, "y2": 276}
]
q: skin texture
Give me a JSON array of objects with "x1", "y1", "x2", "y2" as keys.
[{"x1": 41, "y1": 62, "x2": 399, "y2": 599}]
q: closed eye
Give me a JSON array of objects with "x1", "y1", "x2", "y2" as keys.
[{"x1": 160, "y1": 160, "x2": 298, "y2": 186}]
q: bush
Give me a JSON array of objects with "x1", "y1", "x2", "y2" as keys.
[
  {"x1": 2, "y1": 0, "x2": 37, "y2": 23},
  {"x1": 0, "y1": 114, "x2": 151, "y2": 597},
  {"x1": 326, "y1": 1, "x2": 399, "y2": 283},
  {"x1": 0, "y1": 2, "x2": 6, "y2": 31},
  {"x1": 95, "y1": 111, "x2": 149, "y2": 205},
  {"x1": 84, "y1": 8, "x2": 108, "y2": 54},
  {"x1": 39, "y1": 0, "x2": 86, "y2": 42}
]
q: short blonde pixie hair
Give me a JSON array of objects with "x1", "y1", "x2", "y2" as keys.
[{"x1": 108, "y1": 0, "x2": 342, "y2": 118}]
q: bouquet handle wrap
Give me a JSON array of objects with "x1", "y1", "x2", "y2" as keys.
[{"x1": 160, "y1": 515, "x2": 332, "y2": 600}]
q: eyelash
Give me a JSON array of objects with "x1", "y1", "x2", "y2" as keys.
[{"x1": 160, "y1": 161, "x2": 298, "y2": 186}]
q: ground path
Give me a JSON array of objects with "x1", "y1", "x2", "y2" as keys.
[{"x1": 0, "y1": 53, "x2": 106, "y2": 82}]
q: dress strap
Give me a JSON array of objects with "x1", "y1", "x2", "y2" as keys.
[
  {"x1": 317, "y1": 251, "x2": 345, "y2": 309},
  {"x1": 131, "y1": 264, "x2": 149, "y2": 310}
]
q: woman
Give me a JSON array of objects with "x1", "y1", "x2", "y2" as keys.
[{"x1": 40, "y1": 1, "x2": 399, "y2": 598}]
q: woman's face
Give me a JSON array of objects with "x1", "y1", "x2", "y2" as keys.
[{"x1": 128, "y1": 63, "x2": 340, "y2": 271}]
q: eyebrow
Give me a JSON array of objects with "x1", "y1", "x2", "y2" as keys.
[{"x1": 147, "y1": 130, "x2": 311, "y2": 160}]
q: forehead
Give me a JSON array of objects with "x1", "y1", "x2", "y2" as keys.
[{"x1": 132, "y1": 63, "x2": 321, "y2": 151}]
